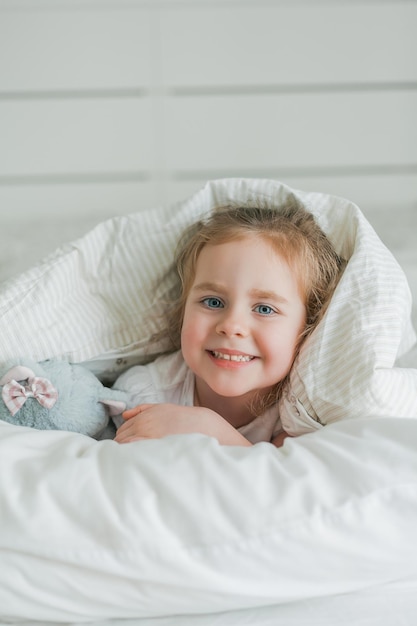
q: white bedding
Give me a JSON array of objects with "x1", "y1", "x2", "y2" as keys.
[
  {"x1": 1, "y1": 417, "x2": 417, "y2": 623},
  {"x1": 0, "y1": 178, "x2": 416, "y2": 623},
  {"x1": 3, "y1": 583, "x2": 417, "y2": 626}
]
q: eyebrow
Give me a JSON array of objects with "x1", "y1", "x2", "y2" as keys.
[{"x1": 192, "y1": 282, "x2": 290, "y2": 305}]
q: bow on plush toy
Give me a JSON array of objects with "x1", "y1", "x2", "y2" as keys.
[
  {"x1": 3, "y1": 375, "x2": 58, "y2": 415},
  {"x1": 0, "y1": 359, "x2": 129, "y2": 438}
]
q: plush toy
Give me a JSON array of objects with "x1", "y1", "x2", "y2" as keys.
[{"x1": 0, "y1": 358, "x2": 129, "y2": 438}]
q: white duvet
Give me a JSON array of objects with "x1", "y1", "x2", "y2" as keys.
[
  {"x1": 0, "y1": 178, "x2": 416, "y2": 622},
  {"x1": 1, "y1": 417, "x2": 417, "y2": 622}
]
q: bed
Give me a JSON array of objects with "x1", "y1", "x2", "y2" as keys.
[{"x1": 0, "y1": 178, "x2": 416, "y2": 625}]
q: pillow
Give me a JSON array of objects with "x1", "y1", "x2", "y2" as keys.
[
  {"x1": 1, "y1": 416, "x2": 417, "y2": 622},
  {"x1": 0, "y1": 178, "x2": 416, "y2": 432}
]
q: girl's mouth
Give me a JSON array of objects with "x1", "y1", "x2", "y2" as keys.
[{"x1": 209, "y1": 350, "x2": 255, "y2": 363}]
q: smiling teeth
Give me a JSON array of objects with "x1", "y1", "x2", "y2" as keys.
[{"x1": 212, "y1": 351, "x2": 253, "y2": 362}]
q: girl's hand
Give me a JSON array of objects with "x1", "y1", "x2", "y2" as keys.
[
  {"x1": 271, "y1": 430, "x2": 291, "y2": 447},
  {"x1": 114, "y1": 403, "x2": 252, "y2": 446}
]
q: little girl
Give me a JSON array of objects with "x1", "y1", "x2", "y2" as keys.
[{"x1": 114, "y1": 201, "x2": 343, "y2": 447}]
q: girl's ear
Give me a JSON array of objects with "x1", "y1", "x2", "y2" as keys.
[
  {"x1": 0, "y1": 366, "x2": 36, "y2": 386},
  {"x1": 99, "y1": 398, "x2": 127, "y2": 417}
]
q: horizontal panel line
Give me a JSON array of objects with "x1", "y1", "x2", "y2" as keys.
[
  {"x1": 170, "y1": 82, "x2": 417, "y2": 97},
  {"x1": 0, "y1": 172, "x2": 151, "y2": 185},
  {"x1": 0, "y1": 88, "x2": 149, "y2": 101},
  {"x1": 1, "y1": 82, "x2": 416, "y2": 101},
  {"x1": 1, "y1": 165, "x2": 416, "y2": 186},
  {"x1": 0, "y1": 0, "x2": 413, "y2": 9},
  {"x1": 173, "y1": 164, "x2": 417, "y2": 180}
]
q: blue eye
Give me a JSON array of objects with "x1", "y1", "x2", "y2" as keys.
[
  {"x1": 202, "y1": 297, "x2": 224, "y2": 309},
  {"x1": 254, "y1": 304, "x2": 275, "y2": 315}
]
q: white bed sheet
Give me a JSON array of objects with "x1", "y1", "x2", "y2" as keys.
[{"x1": 2, "y1": 581, "x2": 416, "y2": 626}]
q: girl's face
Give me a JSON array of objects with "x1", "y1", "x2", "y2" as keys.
[{"x1": 181, "y1": 235, "x2": 307, "y2": 412}]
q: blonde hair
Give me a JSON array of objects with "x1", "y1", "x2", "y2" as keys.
[{"x1": 157, "y1": 199, "x2": 344, "y2": 413}]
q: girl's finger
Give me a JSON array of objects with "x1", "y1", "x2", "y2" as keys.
[
  {"x1": 115, "y1": 433, "x2": 146, "y2": 444},
  {"x1": 122, "y1": 404, "x2": 155, "y2": 420}
]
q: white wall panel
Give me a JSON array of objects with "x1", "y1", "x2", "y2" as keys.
[
  {"x1": 0, "y1": 8, "x2": 152, "y2": 91},
  {"x1": 159, "y1": 3, "x2": 417, "y2": 87},
  {"x1": 0, "y1": 182, "x2": 156, "y2": 217},
  {"x1": 164, "y1": 92, "x2": 417, "y2": 170},
  {"x1": 3, "y1": 172, "x2": 415, "y2": 220},
  {"x1": 165, "y1": 174, "x2": 417, "y2": 213},
  {"x1": 0, "y1": 99, "x2": 153, "y2": 176}
]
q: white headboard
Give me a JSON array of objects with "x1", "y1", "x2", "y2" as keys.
[{"x1": 0, "y1": 0, "x2": 416, "y2": 292}]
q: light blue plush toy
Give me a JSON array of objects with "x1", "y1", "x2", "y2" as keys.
[{"x1": 0, "y1": 358, "x2": 128, "y2": 438}]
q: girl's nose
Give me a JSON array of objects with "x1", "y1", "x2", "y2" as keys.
[{"x1": 215, "y1": 309, "x2": 248, "y2": 337}]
